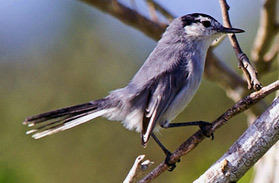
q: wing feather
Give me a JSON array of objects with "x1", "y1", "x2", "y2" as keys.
[{"x1": 141, "y1": 69, "x2": 189, "y2": 146}]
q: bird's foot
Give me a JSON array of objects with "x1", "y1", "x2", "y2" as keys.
[
  {"x1": 164, "y1": 151, "x2": 180, "y2": 172},
  {"x1": 199, "y1": 122, "x2": 214, "y2": 140}
]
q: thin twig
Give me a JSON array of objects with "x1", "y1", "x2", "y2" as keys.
[
  {"x1": 123, "y1": 155, "x2": 153, "y2": 183},
  {"x1": 251, "y1": 0, "x2": 279, "y2": 73},
  {"x1": 146, "y1": 0, "x2": 159, "y2": 22},
  {"x1": 139, "y1": 80, "x2": 279, "y2": 183},
  {"x1": 219, "y1": 0, "x2": 262, "y2": 91},
  {"x1": 146, "y1": 0, "x2": 175, "y2": 21},
  {"x1": 263, "y1": 34, "x2": 279, "y2": 62}
]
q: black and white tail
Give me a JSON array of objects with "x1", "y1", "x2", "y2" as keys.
[{"x1": 23, "y1": 98, "x2": 110, "y2": 139}]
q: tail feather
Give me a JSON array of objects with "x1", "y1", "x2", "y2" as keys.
[
  {"x1": 24, "y1": 102, "x2": 98, "y2": 125},
  {"x1": 23, "y1": 99, "x2": 110, "y2": 139}
]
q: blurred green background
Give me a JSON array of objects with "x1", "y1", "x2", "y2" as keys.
[{"x1": 0, "y1": 0, "x2": 278, "y2": 182}]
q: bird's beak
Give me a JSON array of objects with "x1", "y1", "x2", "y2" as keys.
[{"x1": 219, "y1": 27, "x2": 245, "y2": 33}]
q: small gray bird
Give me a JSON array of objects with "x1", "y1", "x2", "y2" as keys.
[{"x1": 23, "y1": 13, "x2": 243, "y2": 167}]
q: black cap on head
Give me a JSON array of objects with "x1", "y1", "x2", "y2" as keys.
[{"x1": 181, "y1": 13, "x2": 216, "y2": 27}]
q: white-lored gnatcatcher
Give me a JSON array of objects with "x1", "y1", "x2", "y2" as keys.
[{"x1": 23, "y1": 13, "x2": 244, "y2": 170}]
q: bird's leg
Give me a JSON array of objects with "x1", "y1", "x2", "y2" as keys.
[
  {"x1": 151, "y1": 133, "x2": 180, "y2": 171},
  {"x1": 162, "y1": 121, "x2": 214, "y2": 140}
]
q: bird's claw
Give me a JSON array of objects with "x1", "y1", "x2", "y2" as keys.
[
  {"x1": 199, "y1": 123, "x2": 214, "y2": 140},
  {"x1": 165, "y1": 151, "x2": 180, "y2": 171}
]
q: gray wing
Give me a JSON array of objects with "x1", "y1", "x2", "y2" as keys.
[
  {"x1": 139, "y1": 67, "x2": 189, "y2": 146},
  {"x1": 127, "y1": 42, "x2": 190, "y2": 145}
]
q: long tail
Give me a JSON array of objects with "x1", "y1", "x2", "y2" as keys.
[{"x1": 23, "y1": 98, "x2": 110, "y2": 139}]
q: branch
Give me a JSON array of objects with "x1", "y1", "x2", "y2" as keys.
[
  {"x1": 194, "y1": 96, "x2": 279, "y2": 182},
  {"x1": 146, "y1": 0, "x2": 159, "y2": 23},
  {"x1": 219, "y1": 0, "x2": 262, "y2": 91},
  {"x1": 263, "y1": 34, "x2": 279, "y2": 63},
  {"x1": 146, "y1": 0, "x2": 175, "y2": 21},
  {"x1": 81, "y1": 0, "x2": 167, "y2": 40},
  {"x1": 139, "y1": 80, "x2": 279, "y2": 183},
  {"x1": 251, "y1": 0, "x2": 279, "y2": 73},
  {"x1": 205, "y1": 50, "x2": 268, "y2": 117},
  {"x1": 123, "y1": 155, "x2": 153, "y2": 183}
]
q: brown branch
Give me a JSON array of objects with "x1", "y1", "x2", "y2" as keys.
[
  {"x1": 251, "y1": 0, "x2": 279, "y2": 73},
  {"x1": 219, "y1": 0, "x2": 262, "y2": 91},
  {"x1": 81, "y1": 0, "x2": 167, "y2": 40},
  {"x1": 139, "y1": 80, "x2": 279, "y2": 183}
]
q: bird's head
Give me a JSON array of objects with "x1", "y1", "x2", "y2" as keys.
[
  {"x1": 163, "y1": 13, "x2": 244, "y2": 44},
  {"x1": 181, "y1": 13, "x2": 244, "y2": 39}
]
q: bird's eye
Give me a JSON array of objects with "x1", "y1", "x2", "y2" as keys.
[{"x1": 202, "y1": 21, "x2": 211, "y2": 28}]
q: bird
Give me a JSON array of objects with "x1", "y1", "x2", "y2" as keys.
[{"x1": 23, "y1": 13, "x2": 244, "y2": 169}]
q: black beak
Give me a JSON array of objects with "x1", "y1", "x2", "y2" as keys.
[{"x1": 220, "y1": 27, "x2": 245, "y2": 33}]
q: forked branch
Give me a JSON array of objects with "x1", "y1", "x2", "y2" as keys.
[
  {"x1": 123, "y1": 155, "x2": 153, "y2": 183},
  {"x1": 219, "y1": 0, "x2": 262, "y2": 91}
]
